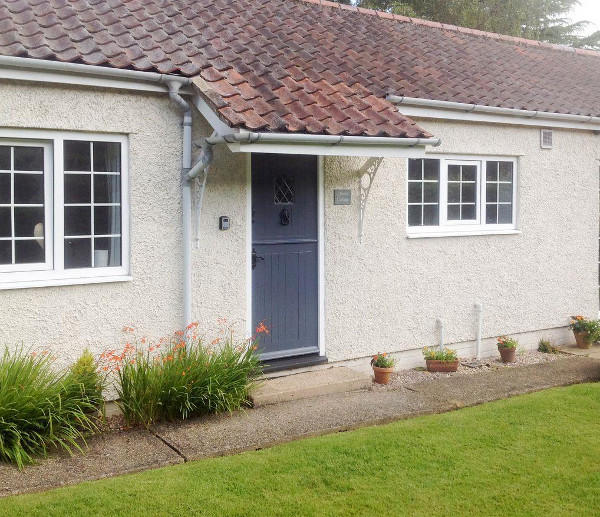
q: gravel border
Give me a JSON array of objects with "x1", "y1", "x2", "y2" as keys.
[{"x1": 371, "y1": 349, "x2": 569, "y2": 390}]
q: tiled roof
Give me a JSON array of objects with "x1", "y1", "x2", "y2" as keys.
[{"x1": 2, "y1": 0, "x2": 600, "y2": 137}]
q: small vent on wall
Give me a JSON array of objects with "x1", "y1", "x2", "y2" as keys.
[{"x1": 541, "y1": 129, "x2": 553, "y2": 149}]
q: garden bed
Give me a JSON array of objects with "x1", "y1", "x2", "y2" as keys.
[{"x1": 372, "y1": 350, "x2": 571, "y2": 390}]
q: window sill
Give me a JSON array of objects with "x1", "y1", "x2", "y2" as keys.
[
  {"x1": 0, "y1": 275, "x2": 133, "y2": 291},
  {"x1": 407, "y1": 229, "x2": 522, "y2": 239}
]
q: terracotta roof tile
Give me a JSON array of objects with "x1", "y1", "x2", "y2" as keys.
[{"x1": 3, "y1": 0, "x2": 600, "y2": 138}]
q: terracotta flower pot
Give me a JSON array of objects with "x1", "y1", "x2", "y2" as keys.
[
  {"x1": 373, "y1": 366, "x2": 394, "y2": 385},
  {"x1": 498, "y1": 345, "x2": 517, "y2": 363},
  {"x1": 574, "y1": 331, "x2": 592, "y2": 349},
  {"x1": 425, "y1": 359, "x2": 459, "y2": 373}
]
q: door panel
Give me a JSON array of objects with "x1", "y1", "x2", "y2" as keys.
[{"x1": 251, "y1": 154, "x2": 319, "y2": 359}]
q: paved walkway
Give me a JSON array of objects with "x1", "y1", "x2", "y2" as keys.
[{"x1": 1, "y1": 356, "x2": 599, "y2": 498}]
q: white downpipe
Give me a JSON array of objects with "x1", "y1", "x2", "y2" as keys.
[
  {"x1": 166, "y1": 81, "x2": 193, "y2": 329},
  {"x1": 387, "y1": 94, "x2": 600, "y2": 126},
  {"x1": 475, "y1": 303, "x2": 483, "y2": 360},
  {"x1": 436, "y1": 318, "x2": 444, "y2": 351}
]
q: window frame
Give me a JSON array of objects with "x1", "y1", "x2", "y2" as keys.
[
  {"x1": 0, "y1": 129, "x2": 130, "y2": 289},
  {"x1": 407, "y1": 154, "x2": 519, "y2": 237},
  {"x1": 0, "y1": 140, "x2": 54, "y2": 273}
]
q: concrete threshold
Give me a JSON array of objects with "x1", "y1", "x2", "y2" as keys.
[{"x1": 250, "y1": 366, "x2": 372, "y2": 407}]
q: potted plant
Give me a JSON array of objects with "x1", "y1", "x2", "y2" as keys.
[
  {"x1": 371, "y1": 353, "x2": 395, "y2": 384},
  {"x1": 496, "y1": 335, "x2": 518, "y2": 363},
  {"x1": 422, "y1": 347, "x2": 459, "y2": 372},
  {"x1": 569, "y1": 316, "x2": 600, "y2": 349}
]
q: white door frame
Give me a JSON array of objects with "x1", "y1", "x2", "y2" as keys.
[{"x1": 245, "y1": 153, "x2": 326, "y2": 357}]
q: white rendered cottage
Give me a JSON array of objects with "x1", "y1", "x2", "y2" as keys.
[{"x1": 0, "y1": 0, "x2": 598, "y2": 374}]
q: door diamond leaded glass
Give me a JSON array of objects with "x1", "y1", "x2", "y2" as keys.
[{"x1": 274, "y1": 175, "x2": 295, "y2": 205}]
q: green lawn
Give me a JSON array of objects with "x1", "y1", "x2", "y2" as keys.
[{"x1": 2, "y1": 383, "x2": 600, "y2": 517}]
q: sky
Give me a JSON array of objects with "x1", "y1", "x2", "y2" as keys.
[{"x1": 570, "y1": 0, "x2": 600, "y2": 35}]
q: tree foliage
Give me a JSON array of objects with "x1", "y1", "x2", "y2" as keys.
[{"x1": 340, "y1": 0, "x2": 600, "y2": 48}]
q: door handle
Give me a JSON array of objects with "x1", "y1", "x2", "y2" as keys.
[{"x1": 252, "y1": 248, "x2": 264, "y2": 270}]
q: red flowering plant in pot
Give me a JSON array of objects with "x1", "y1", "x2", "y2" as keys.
[
  {"x1": 422, "y1": 347, "x2": 459, "y2": 373},
  {"x1": 371, "y1": 353, "x2": 395, "y2": 385},
  {"x1": 569, "y1": 316, "x2": 600, "y2": 349},
  {"x1": 496, "y1": 336, "x2": 518, "y2": 363}
]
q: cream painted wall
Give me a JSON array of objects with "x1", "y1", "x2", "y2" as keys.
[
  {"x1": 1, "y1": 81, "x2": 598, "y2": 371},
  {"x1": 324, "y1": 121, "x2": 600, "y2": 362},
  {"x1": 0, "y1": 82, "x2": 247, "y2": 369}
]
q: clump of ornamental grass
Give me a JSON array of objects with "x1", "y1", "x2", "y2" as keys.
[
  {"x1": 67, "y1": 348, "x2": 106, "y2": 413},
  {"x1": 107, "y1": 322, "x2": 264, "y2": 428},
  {"x1": 0, "y1": 347, "x2": 101, "y2": 469},
  {"x1": 538, "y1": 338, "x2": 560, "y2": 354}
]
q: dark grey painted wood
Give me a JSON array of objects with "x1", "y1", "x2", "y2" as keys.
[{"x1": 252, "y1": 154, "x2": 319, "y2": 359}]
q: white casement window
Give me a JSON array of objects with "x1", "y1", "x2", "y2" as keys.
[
  {"x1": 407, "y1": 156, "x2": 518, "y2": 237},
  {"x1": 0, "y1": 130, "x2": 129, "y2": 289}
]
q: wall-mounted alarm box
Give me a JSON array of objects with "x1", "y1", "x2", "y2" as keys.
[{"x1": 219, "y1": 216, "x2": 230, "y2": 230}]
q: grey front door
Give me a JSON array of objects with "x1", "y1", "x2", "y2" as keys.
[{"x1": 251, "y1": 154, "x2": 319, "y2": 359}]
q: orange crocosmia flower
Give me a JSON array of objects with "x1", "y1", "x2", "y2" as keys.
[
  {"x1": 182, "y1": 371, "x2": 186, "y2": 376},
  {"x1": 211, "y1": 338, "x2": 221, "y2": 346},
  {"x1": 256, "y1": 321, "x2": 270, "y2": 334},
  {"x1": 175, "y1": 330, "x2": 184, "y2": 336}
]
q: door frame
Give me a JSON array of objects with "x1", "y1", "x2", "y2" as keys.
[{"x1": 245, "y1": 153, "x2": 325, "y2": 358}]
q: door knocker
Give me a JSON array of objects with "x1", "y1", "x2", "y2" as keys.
[{"x1": 279, "y1": 208, "x2": 291, "y2": 226}]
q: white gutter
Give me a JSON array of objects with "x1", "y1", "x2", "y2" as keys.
[
  {"x1": 387, "y1": 94, "x2": 600, "y2": 130},
  {"x1": 206, "y1": 132, "x2": 441, "y2": 147},
  {"x1": 0, "y1": 55, "x2": 192, "y2": 93}
]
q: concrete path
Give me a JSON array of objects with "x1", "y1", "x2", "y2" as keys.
[{"x1": 1, "y1": 356, "x2": 598, "y2": 498}]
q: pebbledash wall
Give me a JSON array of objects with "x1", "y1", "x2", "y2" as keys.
[
  {"x1": 0, "y1": 81, "x2": 598, "y2": 373},
  {"x1": 324, "y1": 120, "x2": 599, "y2": 368},
  {"x1": 0, "y1": 82, "x2": 247, "y2": 370}
]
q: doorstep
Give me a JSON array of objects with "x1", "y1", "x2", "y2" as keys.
[
  {"x1": 558, "y1": 344, "x2": 600, "y2": 360},
  {"x1": 250, "y1": 366, "x2": 372, "y2": 407}
]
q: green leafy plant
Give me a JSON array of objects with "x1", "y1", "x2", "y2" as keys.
[
  {"x1": 0, "y1": 347, "x2": 99, "y2": 469},
  {"x1": 538, "y1": 338, "x2": 560, "y2": 354},
  {"x1": 67, "y1": 348, "x2": 105, "y2": 413},
  {"x1": 569, "y1": 316, "x2": 600, "y2": 343},
  {"x1": 107, "y1": 323, "x2": 263, "y2": 428},
  {"x1": 497, "y1": 336, "x2": 519, "y2": 349},
  {"x1": 371, "y1": 353, "x2": 395, "y2": 368},
  {"x1": 422, "y1": 347, "x2": 458, "y2": 362}
]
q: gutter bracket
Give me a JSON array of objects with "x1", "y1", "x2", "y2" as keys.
[{"x1": 358, "y1": 156, "x2": 384, "y2": 243}]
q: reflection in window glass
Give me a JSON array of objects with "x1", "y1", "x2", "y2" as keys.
[
  {"x1": 447, "y1": 164, "x2": 478, "y2": 221},
  {"x1": 0, "y1": 145, "x2": 46, "y2": 266},
  {"x1": 485, "y1": 161, "x2": 513, "y2": 224},
  {"x1": 407, "y1": 159, "x2": 440, "y2": 227},
  {"x1": 63, "y1": 141, "x2": 122, "y2": 269}
]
